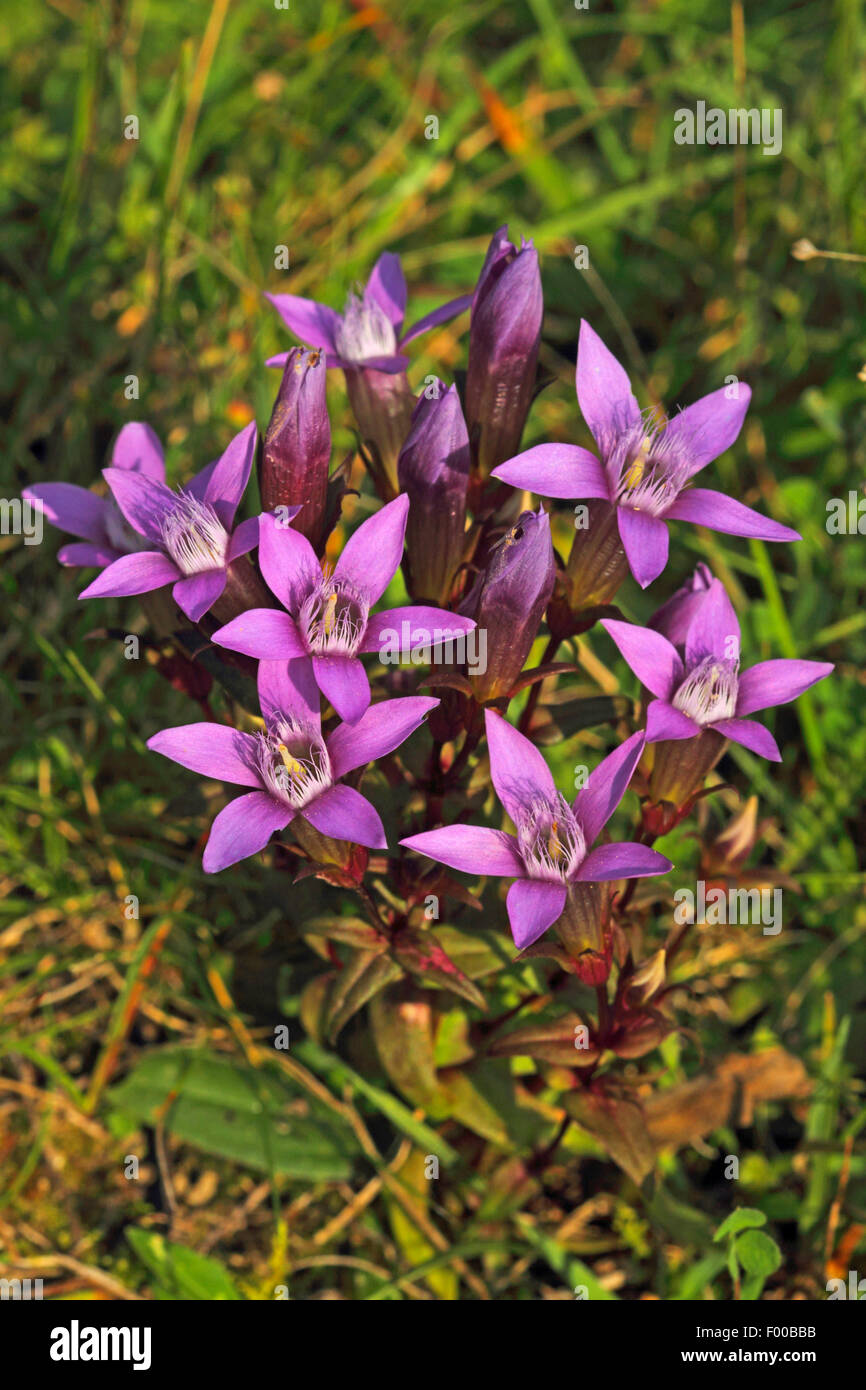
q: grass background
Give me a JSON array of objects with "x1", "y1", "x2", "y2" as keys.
[{"x1": 2, "y1": 0, "x2": 865, "y2": 1300}]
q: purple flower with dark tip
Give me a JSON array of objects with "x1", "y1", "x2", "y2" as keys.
[
  {"x1": 602, "y1": 579, "x2": 833, "y2": 762},
  {"x1": 397, "y1": 380, "x2": 470, "y2": 606},
  {"x1": 465, "y1": 226, "x2": 543, "y2": 476},
  {"x1": 491, "y1": 319, "x2": 800, "y2": 588},
  {"x1": 265, "y1": 252, "x2": 472, "y2": 374},
  {"x1": 23, "y1": 423, "x2": 166, "y2": 570},
  {"x1": 401, "y1": 713, "x2": 670, "y2": 951},
  {"x1": 211, "y1": 494, "x2": 476, "y2": 725},
  {"x1": 148, "y1": 659, "x2": 439, "y2": 873},
  {"x1": 77, "y1": 422, "x2": 268, "y2": 623},
  {"x1": 261, "y1": 347, "x2": 331, "y2": 547}
]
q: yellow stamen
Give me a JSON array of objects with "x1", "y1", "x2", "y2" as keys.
[
  {"x1": 277, "y1": 744, "x2": 303, "y2": 779},
  {"x1": 322, "y1": 591, "x2": 338, "y2": 635}
]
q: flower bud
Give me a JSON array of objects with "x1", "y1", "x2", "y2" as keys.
[
  {"x1": 345, "y1": 366, "x2": 415, "y2": 501},
  {"x1": 648, "y1": 562, "x2": 714, "y2": 645},
  {"x1": 465, "y1": 507, "x2": 555, "y2": 702},
  {"x1": 397, "y1": 382, "x2": 470, "y2": 605},
  {"x1": 261, "y1": 348, "x2": 330, "y2": 547},
  {"x1": 465, "y1": 228, "x2": 542, "y2": 477}
]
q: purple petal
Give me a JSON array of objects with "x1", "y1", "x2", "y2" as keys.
[
  {"x1": 684, "y1": 577, "x2": 740, "y2": 666},
  {"x1": 204, "y1": 421, "x2": 256, "y2": 529},
  {"x1": 58, "y1": 541, "x2": 120, "y2": 568},
  {"x1": 575, "y1": 842, "x2": 672, "y2": 882},
  {"x1": 183, "y1": 457, "x2": 219, "y2": 503},
  {"x1": 400, "y1": 292, "x2": 473, "y2": 346},
  {"x1": 506, "y1": 879, "x2": 567, "y2": 950},
  {"x1": 401, "y1": 824, "x2": 523, "y2": 878},
  {"x1": 663, "y1": 385, "x2": 751, "y2": 477},
  {"x1": 645, "y1": 699, "x2": 700, "y2": 743},
  {"x1": 264, "y1": 293, "x2": 341, "y2": 354},
  {"x1": 664, "y1": 488, "x2": 801, "y2": 542},
  {"x1": 258, "y1": 510, "x2": 321, "y2": 613},
  {"x1": 327, "y1": 695, "x2": 439, "y2": 778},
  {"x1": 147, "y1": 722, "x2": 260, "y2": 786},
  {"x1": 366, "y1": 252, "x2": 407, "y2": 331},
  {"x1": 227, "y1": 515, "x2": 260, "y2": 561},
  {"x1": 617, "y1": 507, "x2": 669, "y2": 589},
  {"x1": 257, "y1": 656, "x2": 321, "y2": 729},
  {"x1": 712, "y1": 717, "x2": 781, "y2": 762},
  {"x1": 112, "y1": 422, "x2": 165, "y2": 480},
  {"x1": 332, "y1": 494, "x2": 408, "y2": 604},
  {"x1": 313, "y1": 655, "x2": 371, "y2": 724},
  {"x1": 600, "y1": 619, "x2": 682, "y2": 700},
  {"x1": 736, "y1": 659, "x2": 834, "y2": 716},
  {"x1": 212, "y1": 609, "x2": 306, "y2": 660},
  {"x1": 484, "y1": 708, "x2": 556, "y2": 826},
  {"x1": 361, "y1": 606, "x2": 476, "y2": 655},
  {"x1": 23, "y1": 483, "x2": 108, "y2": 543},
  {"x1": 491, "y1": 444, "x2": 610, "y2": 500},
  {"x1": 576, "y1": 319, "x2": 641, "y2": 449},
  {"x1": 173, "y1": 569, "x2": 227, "y2": 622},
  {"x1": 302, "y1": 784, "x2": 386, "y2": 850},
  {"x1": 78, "y1": 550, "x2": 179, "y2": 600},
  {"x1": 103, "y1": 467, "x2": 176, "y2": 544},
  {"x1": 573, "y1": 730, "x2": 646, "y2": 846},
  {"x1": 203, "y1": 792, "x2": 293, "y2": 873}
]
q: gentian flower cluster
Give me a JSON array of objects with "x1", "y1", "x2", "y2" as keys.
[{"x1": 26, "y1": 228, "x2": 834, "y2": 1176}]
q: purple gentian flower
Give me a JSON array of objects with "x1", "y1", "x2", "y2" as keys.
[
  {"x1": 491, "y1": 320, "x2": 800, "y2": 588},
  {"x1": 602, "y1": 579, "x2": 834, "y2": 762},
  {"x1": 265, "y1": 252, "x2": 472, "y2": 373},
  {"x1": 23, "y1": 423, "x2": 166, "y2": 570},
  {"x1": 77, "y1": 422, "x2": 266, "y2": 622},
  {"x1": 148, "y1": 659, "x2": 439, "y2": 873},
  {"x1": 401, "y1": 713, "x2": 670, "y2": 950},
  {"x1": 211, "y1": 494, "x2": 476, "y2": 725}
]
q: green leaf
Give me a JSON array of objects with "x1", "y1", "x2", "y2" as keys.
[
  {"x1": 110, "y1": 1048, "x2": 356, "y2": 1180},
  {"x1": 302, "y1": 916, "x2": 385, "y2": 949},
  {"x1": 126, "y1": 1229, "x2": 240, "y2": 1301},
  {"x1": 735, "y1": 1229, "x2": 782, "y2": 1280},
  {"x1": 325, "y1": 948, "x2": 402, "y2": 1041},
  {"x1": 713, "y1": 1207, "x2": 767, "y2": 1243},
  {"x1": 563, "y1": 1089, "x2": 656, "y2": 1186},
  {"x1": 392, "y1": 926, "x2": 487, "y2": 1009}
]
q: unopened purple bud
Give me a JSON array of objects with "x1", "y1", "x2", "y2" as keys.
[
  {"x1": 397, "y1": 382, "x2": 470, "y2": 605},
  {"x1": 261, "y1": 348, "x2": 330, "y2": 546},
  {"x1": 468, "y1": 507, "x2": 555, "y2": 701},
  {"x1": 649, "y1": 562, "x2": 714, "y2": 645},
  {"x1": 465, "y1": 229, "x2": 543, "y2": 477}
]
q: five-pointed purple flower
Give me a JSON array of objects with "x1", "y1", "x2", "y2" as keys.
[
  {"x1": 491, "y1": 319, "x2": 800, "y2": 588},
  {"x1": 211, "y1": 494, "x2": 476, "y2": 725},
  {"x1": 602, "y1": 578, "x2": 833, "y2": 762},
  {"x1": 401, "y1": 713, "x2": 671, "y2": 949},
  {"x1": 77, "y1": 422, "x2": 266, "y2": 623},
  {"x1": 266, "y1": 251, "x2": 472, "y2": 373},
  {"x1": 23, "y1": 423, "x2": 166, "y2": 570},
  {"x1": 148, "y1": 654, "x2": 439, "y2": 873}
]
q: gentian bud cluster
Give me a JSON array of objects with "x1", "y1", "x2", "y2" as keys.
[{"x1": 26, "y1": 229, "x2": 833, "y2": 1179}]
